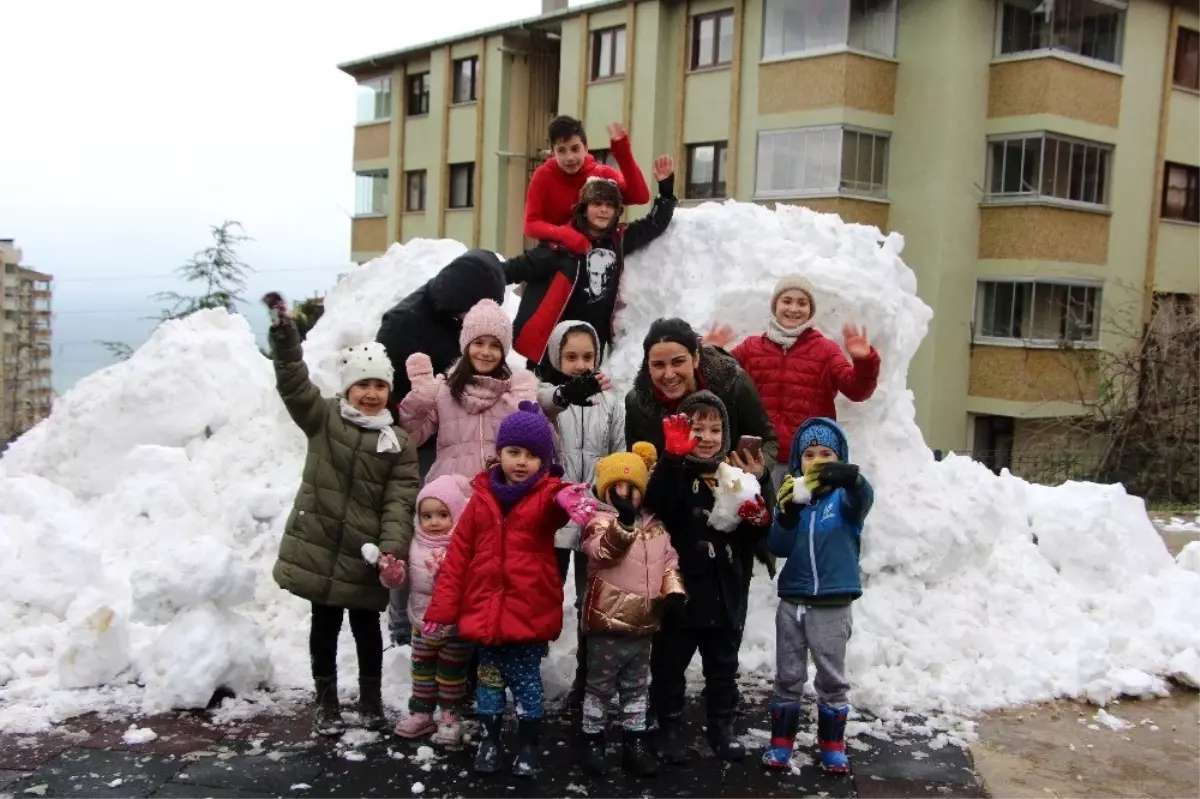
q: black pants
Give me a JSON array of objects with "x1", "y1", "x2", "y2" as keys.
[
  {"x1": 556, "y1": 548, "x2": 589, "y2": 689},
  {"x1": 310, "y1": 602, "x2": 382, "y2": 683},
  {"x1": 649, "y1": 619, "x2": 740, "y2": 722}
]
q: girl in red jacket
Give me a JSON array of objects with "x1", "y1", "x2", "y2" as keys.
[
  {"x1": 725, "y1": 276, "x2": 880, "y2": 487},
  {"x1": 423, "y1": 402, "x2": 597, "y2": 779}
]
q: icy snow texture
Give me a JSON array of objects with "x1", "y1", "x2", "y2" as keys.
[
  {"x1": 121, "y1": 725, "x2": 158, "y2": 745},
  {"x1": 1177, "y1": 541, "x2": 1200, "y2": 573},
  {"x1": 1, "y1": 205, "x2": 1198, "y2": 734}
]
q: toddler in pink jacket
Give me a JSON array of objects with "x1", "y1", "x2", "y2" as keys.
[
  {"x1": 577, "y1": 442, "x2": 685, "y2": 777},
  {"x1": 399, "y1": 299, "x2": 538, "y2": 484},
  {"x1": 395, "y1": 474, "x2": 474, "y2": 745}
]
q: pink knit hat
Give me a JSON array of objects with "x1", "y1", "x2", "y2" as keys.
[
  {"x1": 459, "y1": 299, "x2": 513, "y2": 355},
  {"x1": 415, "y1": 474, "x2": 472, "y2": 533}
]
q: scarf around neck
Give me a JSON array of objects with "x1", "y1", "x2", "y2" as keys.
[
  {"x1": 339, "y1": 400, "x2": 401, "y2": 454},
  {"x1": 488, "y1": 465, "x2": 544, "y2": 510},
  {"x1": 766, "y1": 317, "x2": 814, "y2": 350}
]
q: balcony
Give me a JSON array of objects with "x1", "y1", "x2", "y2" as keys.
[
  {"x1": 759, "y1": 52, "x2": 896, "y2": 116},
  {"x1": 353, "y1": 121, "x2": 391, "y2": 164},
  {"x1": 988, "y1": 55, "x2": 1121, "y2": 127},
  {"x1": 969, "y1": 344, "x2": 1098, "y2": 405},
  {"x1": 351, "y1": 216, "x2": 388, "y2": 256}
]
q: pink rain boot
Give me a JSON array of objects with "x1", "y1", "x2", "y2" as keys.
[
  {"x1": 395, "y1": 711, "x2": 437, "y2": 739},
  {"x1": 432, "y1": 709, "x2": 463, "y2": 746}
]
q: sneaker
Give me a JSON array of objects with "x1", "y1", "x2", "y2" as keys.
[
  {"x1": 431, "y1": 709, "x2": 463, "y2": 746},
  {"x1": 395, "y1": 711, "x2": 437, "y2": 739}
]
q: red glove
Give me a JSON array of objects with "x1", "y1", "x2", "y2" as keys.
[
  {"x1": 377, "y1": 554, "x2": 407, "y2": 588},
  {"x1": 738, "y1": 496, "x2": 771, "y2": 528},
  {"x1": 662, "y1": 414, "x2": 698, "y2": 457}
]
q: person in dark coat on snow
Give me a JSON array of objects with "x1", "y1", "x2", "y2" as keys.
[
  {"x1": 505, "y1": 156, "x2": 677, "y2": 370},
  {"x1": 374, "y1": 249, "x2": 506, "y2": 645}
]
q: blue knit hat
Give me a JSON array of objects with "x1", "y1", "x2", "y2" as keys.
[
  {"x1": 789, "y1": 417, "x2": 849, "y2": 473},
  {"x1": 496, "y1": 401, "x2": 561, "y2": 474}
]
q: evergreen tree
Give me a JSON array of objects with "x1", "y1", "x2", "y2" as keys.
[{"x1": 155, "y1": 221, "x2": 253, "y2": 320}]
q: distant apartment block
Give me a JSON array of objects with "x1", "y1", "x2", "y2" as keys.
[
  {"x1": 338, "y1": 0, "x2": 1200, "y2": 462},
  {"x1": 1, "y1": 239, "x2": 53, "y2": 442}
]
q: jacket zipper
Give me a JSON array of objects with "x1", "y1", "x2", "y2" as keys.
[{"x1": 807, "y1": 506, "x2": 819, "y2": 595}]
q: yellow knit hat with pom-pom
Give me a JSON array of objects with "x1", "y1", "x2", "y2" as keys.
[{"x1": 595, "y1": 442, "x2": 658, "y2": 499}]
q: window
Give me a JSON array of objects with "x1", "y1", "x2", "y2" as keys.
[
  {"x1": 1163, "y1": 163, "x2": 1200, "y2": 223},
  {"x1": 974, "y1": 280, "x2": 1102, "y2": 345},
  {"x1": 405, "y1": 170, "x2": 427, "y2": 213},
  {"x1": 592, "y1": 26, "x2": 627, "y2": 80},
  {"x1": 692, "y1": 11, "x2": 735, "y2": 69},
  {"x1": 449, "y1": 163, "x2": 475, "y2": 209},
  {"x1": 997, "y1": 0, "x2": 1125, "y2": 65},
  {"x1": 356, "y1": 77, "x2": 392, "y2": 122},
  {"x1": 1175, "y1": 28, "x2": 1200, "y2": 90},
  {"x1": 354, "y1": 171, "x2": 388, "y2": 215},
  {"x1": 407, "y1": 72, "x2": 430, "y2": 116},
  {"x1": 762, "y1": 0, "x2": 897, "y2": 60},
  {"x1": 589, "y1": 148, "x2": 618, "y2": 168},
  {"x1": 686, "y1": 142, "x2": 729, "y2": 199},
  {"x1": 755, "y1": 126, "x2": 890, "y2": 199},
  {"x1": 985, "y1": 133, "x2": 1112, "y2": 208},
  {"x1": 453, "y1": 57, "x2": 478, "y2": 104}
]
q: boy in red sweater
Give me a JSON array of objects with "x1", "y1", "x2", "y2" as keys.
[{"x1": 524, "y1": 116, "x2": 650, "y2": 255}]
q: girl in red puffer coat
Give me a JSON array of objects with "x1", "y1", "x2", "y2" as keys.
[{"x1": 725, "y1": 276, "x2": 880, "y2": 487}]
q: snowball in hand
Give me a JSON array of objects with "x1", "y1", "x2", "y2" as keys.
[{"x1": 361, "y1": 543, "x2": 381, "y2": 565}]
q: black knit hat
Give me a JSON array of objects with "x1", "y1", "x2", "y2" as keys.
[{"x1": 642, "y1": 317, "x2": 700, "y2": 358}]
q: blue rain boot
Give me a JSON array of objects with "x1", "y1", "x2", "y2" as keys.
[
  {"x1": 761, "y1": 700, "x2": 802, "y2": 769},
  {"x1": 817, "y1": 704, "x2": 849, "y2": 774},
  {"x1": 473, "y1": 714, "x2": 504, "y2": 774}
]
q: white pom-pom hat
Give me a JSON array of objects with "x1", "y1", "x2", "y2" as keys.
[{"x1": 338, "y1": 342, "x2": 394, "y2": 394}]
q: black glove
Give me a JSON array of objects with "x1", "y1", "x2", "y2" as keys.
[
  {"x1": 661, "y1": 593, "x2": 686, "y2": 619},
  {"x1": 554, "y1": 372, "x2": 603, "y2": 408},
  {"x1": 609, "y1": 490, "x2": 638, "y2": 527},
  {"x1": 814, "y1": 462, "x2": 860, "y2": 490}
]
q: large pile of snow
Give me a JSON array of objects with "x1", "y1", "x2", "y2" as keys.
[{"x1": 2, "y1": 203, "x2": 1198, "y2": 735}]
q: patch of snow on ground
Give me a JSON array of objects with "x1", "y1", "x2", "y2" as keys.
[
  {"x1": 120, "y1": 725, "x2": 157, "y2": 744},
  {"x1": 1, "y1": 208, "x2": 1198, "y2": 734},
  {"x1": 1093, "y1": 708, "x2": 1133, "y2": 731},
  {"x1": 1159, "y1": 515, "x2": 1200, "y2": 534}
]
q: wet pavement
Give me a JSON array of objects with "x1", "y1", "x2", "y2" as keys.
[{"x1": 0, "y1": 699, "x2": 981, "y2": 798}]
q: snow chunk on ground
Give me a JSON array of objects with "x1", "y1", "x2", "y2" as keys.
[
  {"x1": 1094, "y1": 708, "x2": 1133, "y2": 731},
  {"x1": 1177, "y1": 541, "x2": 1200, "y2": 573},
  {"x1": 411, "y1": 782, "x2": 425, "y2": 795},
  {"x1": 2, "y1": 204, "x2": 1199, "y2": 733},
  {"x1": 121, "y1": 725, "x2": 158, "y2": 744}
]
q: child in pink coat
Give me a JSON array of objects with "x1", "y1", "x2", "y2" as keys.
[
  {"x1": 577, "y1": 443, "x2": 685, "y2": 777},
  {"x1": 395, "y1": 474, "x2": 474, "y2": 745},
  {"x1": 399, "y1": 299, "x2": 538, "y2": 484}
]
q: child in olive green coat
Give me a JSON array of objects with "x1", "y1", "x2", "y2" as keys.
[{"x1": 267, "y1": 294, "x2": 420, "y2": 737}]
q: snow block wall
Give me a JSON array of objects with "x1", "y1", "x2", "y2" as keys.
[{"x1": 1, "y1": 202, "x2": 1197, "y2": 734}]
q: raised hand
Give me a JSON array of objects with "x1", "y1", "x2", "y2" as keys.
[
  {"x1": 557, "y1": 482, "x2": 600, "y2": 526},
  {"x1": 555, "y1": 372, "x2": 604, "y2": 408},
  {"x1": 653, "y1": 155, "x2": 675, "y2": 181},
  {"x1": 843, "y1": 324, "x2": 872, "y2": 359},
  {"x1": 727, "y1": 448, "x2": 765, "y2": 479},
  {"x1": 701, "y1": 323, "x2": 735, "y2": 350},
  {"x1": 662, "y1": 414, "x2": 697, "y2": 457},
  {"x1": 607, "y1": 122, "x2": 629, "y2": 142}
]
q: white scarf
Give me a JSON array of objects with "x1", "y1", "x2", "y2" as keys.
[
  {"x1": 766, "y1": 317, "x2": 814, "y2": 351},
  {"x1": 339, "y1": 400, "x2": 401, "y2": 454}
]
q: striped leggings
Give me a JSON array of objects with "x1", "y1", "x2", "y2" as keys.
[{"x1": 409, "y1": 632, "x2": 474, "y2": 713}]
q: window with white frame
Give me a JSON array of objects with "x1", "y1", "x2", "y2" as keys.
[
  {"x1": 449, "y1": 163, "x2": 475, "y2": 209},
  {"x1": 996, "y1": 0, "x2": 1125, "y2": 65},
  {"x1": 453, "y1": 57, "x2": 478, "y2": 104},
  {"x1": 755, "y1": 126, "x2": 890, "y2": 199},
  {"x1": 356, "y1": 77, "x2": 392, "y2": 122},
  {"x1": 405, "y1": 170, "x2": 427, "y2": 213},
  {"x1": 974, "y1": 279, "x2": 1102, "y2": 345},
  {"x1": 985, "y1": 133, "x2": 1112, "y2": 208},
  {"x1": 762, "y1": 0, "x2": 897, "y2": 60},
  {"x1": 355, "y1": 171, "x2": 388, "y2": 215},
  {"x1": 592, "y1": 26, "x2": 627, "y2": 80},
  {"x1": 686, "y1": 142, "x2": 728, "y2": 199}
]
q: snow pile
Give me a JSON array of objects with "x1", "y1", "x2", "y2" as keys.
[{"x1": 2, "y1": 203, "x2": 1198, "y2": 735}]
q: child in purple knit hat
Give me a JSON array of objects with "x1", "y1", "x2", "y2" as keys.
[{"x1": 423, "y1": 401, "x2": 598, "y2": 779}]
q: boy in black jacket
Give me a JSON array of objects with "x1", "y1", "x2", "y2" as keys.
[
  {"x1": 505, "y1": 156, "x2": 676, "y2": 372},
  {"x1": 642, "y1": 391, "x2": 773, "y2": 765}
]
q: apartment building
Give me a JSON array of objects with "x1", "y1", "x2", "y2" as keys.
[
  {"x1": 1, "y1": 239, "x2": 53, "y2": 443},
  {"x1": 338, "y1": 0, "x2": 1200, "y2": 465}
]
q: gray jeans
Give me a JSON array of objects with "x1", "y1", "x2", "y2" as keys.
[
  {"x1": 583, "y1": 634, "x2": 652, "y2": 733},
  {"x1": 774, "y1": 601, "x2": 852, "y2": 707}
]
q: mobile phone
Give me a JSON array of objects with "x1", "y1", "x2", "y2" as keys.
[{"x1": 737, "y1": 435, "x2": 763, "y2": 460}]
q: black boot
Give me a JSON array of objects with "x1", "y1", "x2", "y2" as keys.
[
  {"x1": 357, "y1": 677, "x2": 386, "y2": 731},
  {"x1": 512, "y1": 718, "x2": 542, "y2": 778},
  {"x1": 622, "y1": 729, "x2": 659, "y2": 777},
  {"x1": 656, "y1": 715, "x2": 688, "y2": 765},
  {"x1": 473, "y1": 714, "x2": 504, "y2": 774},
  {"x1": 313, "y1": 676, "x2": 345, "y2": 737},
  {"x1": 707, "y1": 716, "x2": 745, "y2": 762},
  {"x1": 580, "y1": 730, "x2": 607, "y2": 776}
]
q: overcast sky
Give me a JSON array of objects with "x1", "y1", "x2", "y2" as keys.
[{"x1": 0, "y1": 0, "x2": 565, "y2": 389}]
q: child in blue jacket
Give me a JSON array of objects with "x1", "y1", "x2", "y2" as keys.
[{"x1": 762, "y1": 417, "x2": 873, "y2": 774}]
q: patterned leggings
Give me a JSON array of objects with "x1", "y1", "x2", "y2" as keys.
[
  {"x1": 476, "y1": 643, "x2": 548, "y2": 720},
  {"x1": 582, "y1": 635, "x2": 652, "y2": 734},
  {"x1": 409, "y1": 632, "x2": 474, "y2": 713}
]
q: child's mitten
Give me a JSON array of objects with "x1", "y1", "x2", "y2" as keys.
[
  {"x1": 609, "y1": 490, "x2": 638, "y2": 527},
  {"x1": 262, "y1": 292, "x2": 290, "y2": 329},
  {"x1": 738, "y1": 495, "x2": 771, "y2": 527},
  {"x1": 814, "y1": 463, "x2": 860, "y2": 491},
  {"x1": 554, "y1": 372, "x2": 604, "y2": 408},
  {"x1": 661, "y1": 414, "x2": 698, "y2": 457},
  {"x1": 406, "y1": 352, "x2": 434, "y2": 383},
  {"x1": 377, "y1": 554, "x2": 408, "y2": 588},
  {"x1": 556, "y1": 483, "x2": 600, "y2": 526}
]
